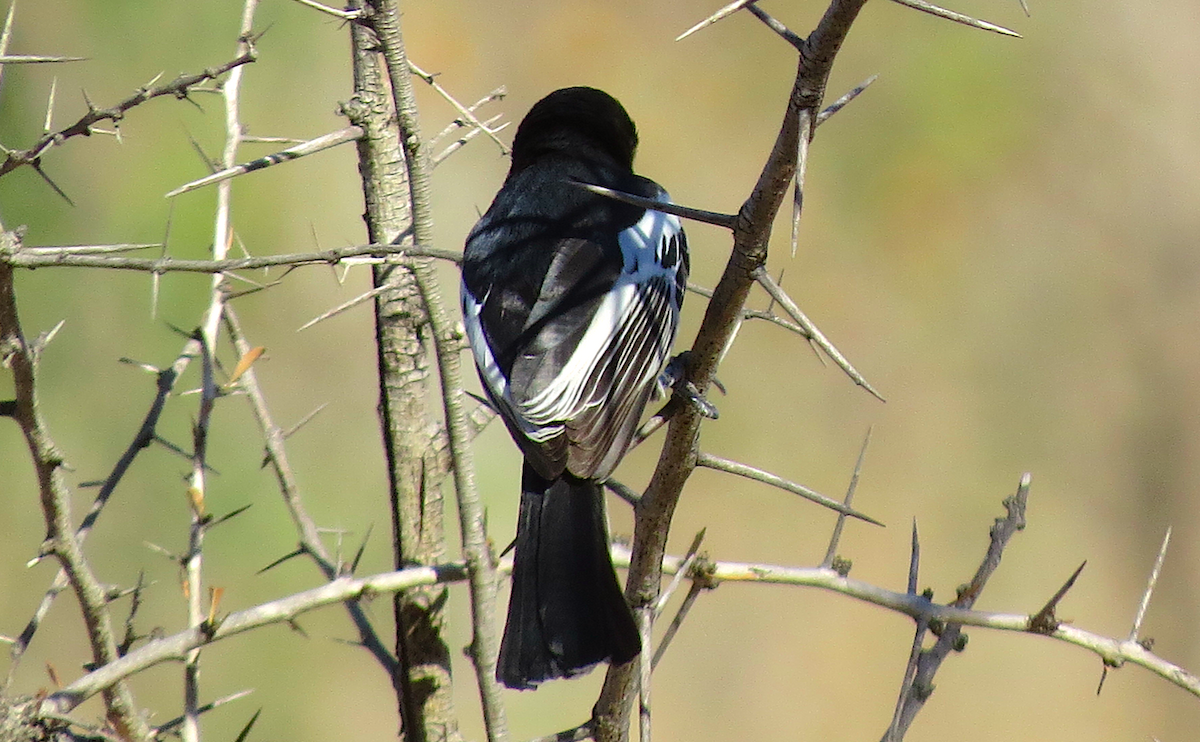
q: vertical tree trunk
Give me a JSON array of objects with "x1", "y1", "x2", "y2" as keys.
[{"x1": 345, "y1": 11, "x2": 460, "y2": 742}]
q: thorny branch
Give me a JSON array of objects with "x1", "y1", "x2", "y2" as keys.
[
  {"x1": 5, "y1": 337, "x2": 201, "y2": 686},
  {"x1": 222, "y1": 305, "x2": 398, "y2": 672},
  {"x1": 10, "y1": 1, "x2": 1197, "y2": 741},
  {"x1": 0, "y1": 240, "x2": 462, "y2": 272},
  {"x1": 35, "y1": 482, "x2": 1200, "y2": 727},
  {"x1": 0, "y1": 46, "x2": 257, "y2": 179},
  {"x1": 0, "y1": 229, "x2": 152, "y2": 741},
  {"x1": 593, "y1": 2, "x2": 872, "y2": 738},
  {"x1": 361, "y1": 1, "x2": 508, "y2": 740}
]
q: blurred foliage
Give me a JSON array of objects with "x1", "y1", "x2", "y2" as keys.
[{"x1": 1, "y1": 1, "x2": 1199, "y2": 741}]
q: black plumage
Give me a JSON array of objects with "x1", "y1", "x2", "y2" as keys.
[{"x1": 461, "y1": 87, "x2": 688, "y2": 689}]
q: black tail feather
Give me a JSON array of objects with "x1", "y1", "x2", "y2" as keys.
[{"x1": 497, "y1": 463, "x2": 641, "y2": 689}]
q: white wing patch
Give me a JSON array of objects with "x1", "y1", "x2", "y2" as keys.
[
  {"x1": 463, "y1": 191, "x2": 686, "y2": 459},
  {"x1": 462, "y1": 284, "x2": 508, "y2": 399},
  {"x1": 515, "y1": 195, "x2": 683, "y2": 438}
]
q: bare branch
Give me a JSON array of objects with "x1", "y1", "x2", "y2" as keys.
[
  {"x1": 6, "y1": 339, "x2": 200, "y2": 686},
  {"x1": 1, "y1": 241, "x2": 462, "y2": 272},
  {"x1": 576, "y1": 181, "x2": 737, "y2": 230},
  {"x1": 1130, "y1": 526, "x2": 1171, "y2": 643},
  {"x1": 596, "y1": 4, "x2": 874, "y2": 736},
  {"x1": 676, "y1": 0, "x2": 756, "y2": 42},
  {"x1": 886, "y1": 0, "x2": 1021, "y2": 37},
  {"x1": 39, "y1": 518, "x2": 1200, "y2": 722},
  {"x1": 223, "y1": 305, "x2": 397, "y2": 672},
  {"x1": 695, "y1": 451, "x2": 883, "y2": 525},
  {"x1": 822, "y1": 426, "x2": 871, "y2": 567},
  {"x1": 433, "y1": 114, "x2": 509, "y2": 166},
  {"x1": 753, "y1": 267, "x2": 884, "y2": 400},
  {"x1": 0, "y1": 48, "x2": 258, "y2": 179},
  {"x1": 429, "y1": 87, "x2": 507, "y2": 149},
  {"x1": 881, "y1": 473, "x2": 1030, "y2": 739},
  {"x1": 41, "y1": 563, "x2": 475, "y2": 716},
  {"x1": 166, "y1": 126, "x2": 364, "y2": 198},
  {"x1": 409, "y1": 61, "x2": 508, "y2": 153},
  {"x1": 0, "y1": 230, "x2": 151, "y2": 740}
]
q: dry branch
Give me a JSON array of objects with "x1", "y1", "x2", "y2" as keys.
[
  {"x1": 594, "y1": 3, "x2": 872, "y2": 738},
  {"x1": 0, "y1": 241, "x2": 461, "y2": 272},
  {"x1": 36, "y1": 495, "x2": 1200, "y2": 726},
  {"x1": 0, "y1": 230, "x2": 151, "y2": 741},
  {"x1": 0, "y1": 47, "x2": 257, "y2": 179}
]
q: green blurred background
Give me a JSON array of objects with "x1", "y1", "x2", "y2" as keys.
[{"x1": 1, "y1": 0, "x2": 1198, "y2": 740}]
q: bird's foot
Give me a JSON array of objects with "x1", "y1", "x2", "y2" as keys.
[{"x1": 658, "y1": 352, "x2": 720, "y2": 420}]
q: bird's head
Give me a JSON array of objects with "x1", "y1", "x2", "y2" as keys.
[{"x1": 509, "y1": 86, "x2": 639, "y2": 174}]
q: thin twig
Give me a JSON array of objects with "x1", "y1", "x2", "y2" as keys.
[
  {"x1": 655, "y1": 529, "x2": 706, "y2": 615},
  {"x1": 576, "y1": 181, "x2": 737, "y2": 230},
  {"x1": 0, "y1": 241, "x2": 462, "y2": 272},
  {"x1": 42, "y1": 526, "x2": 1200, "y2": 718},
  {"x1": 291, "y1": 0, "x2": 363, "y2": 20},
  {"x1": 6, "y1": 339, "x2": 200, "y2": 686},
  {"x1": 886, "y1": 0, "x2": 1021, "y2": 37},
  {"x1": 822, "y1": 427, "x2": 871, "y2": 568},
  {"x1": 408, "y1": 61, "x2": 508, "y2": 153},
  {"x1": 433, "y1": 114, "x2": 509, "y2": 166},
  {"x1": 180, "y1": 11, "x2": 259, "y2": 739},
  {"x1": 166, "y1": 126, "x2": 364, "y2": 197},
  {"x1": 686, "y1": 281, "x2": 810, "y2": 337},
  {"x1": 0, "y1": 48, "x2": 257, "y2": 178},
  {"x1": 429, "y1": 87, "x2": 507, "y2": 149},
  {"x1": 0, "y1": 230, "x2": 151, "y2": 741},
  {"x1": 695, "y1": 451, "x2": 882, "y2": 525},
  {"x1": 752, "y1": 266, "x2": 884, "y2": 401},
  {"x1": 1129, "y1": 527, "x2": 1172, "y2": 643},
  {"x1": 676, "y1": 0, "x2": 756, "y2": 42},
  {"x1": 596, "y1": 5, "x2": 874, "y2": 735},
  {"x1": 223, "y1": 305, "x2": 397, "y2": 672},
  {"x1": 880, "y1": 474, "x2": 1031, "y2": 739}
]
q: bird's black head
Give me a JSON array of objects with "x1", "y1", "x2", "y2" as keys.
[{"x1": 509, "y1": 87, "x2": 639, "y2": 175}]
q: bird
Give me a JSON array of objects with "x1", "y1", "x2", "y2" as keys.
[{"x1": 460, "y1": 86, "x2": 689, "y2": 689}]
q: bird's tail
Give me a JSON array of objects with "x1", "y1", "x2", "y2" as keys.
[{"x1": 497, "y1": 463, "x2": 641, "y2": 689}]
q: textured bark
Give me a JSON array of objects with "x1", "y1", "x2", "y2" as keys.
[
  {"x1": 592, "y1": 1, "x2": 869, "y2": 739},
  {"x1": 345, "y1": 12, "x2": 459, "y2": 742}
]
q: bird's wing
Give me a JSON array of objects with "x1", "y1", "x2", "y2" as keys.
[{"x1": 507, "y1": 204, "x2": 687, "y2": 480}]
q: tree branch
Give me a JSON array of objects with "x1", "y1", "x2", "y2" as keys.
[
  {"x1": 363, "y1": 2, "x2": 508, "y2": 738},
  {"x1": 594, "y1": 3, "x2": 870, "y2": 739},
  {"x1": 0, "y1": 229, "x2": 151, "y2": 741},
  {"x1": 0, "y1": 48, "x2": 257, "y2": 179}
]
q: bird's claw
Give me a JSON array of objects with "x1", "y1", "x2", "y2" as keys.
[{"x1": 658, "y1": 353, "x2": 719, "y2": 420}]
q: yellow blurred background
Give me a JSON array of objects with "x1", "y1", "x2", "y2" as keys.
[{"x1": 1, "y1": 0, "x2": 1197, "y2": 740}]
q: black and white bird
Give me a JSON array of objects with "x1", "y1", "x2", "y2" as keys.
[{"x1": 461, "y1": 87, "x2": 689, "y2": 689}]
